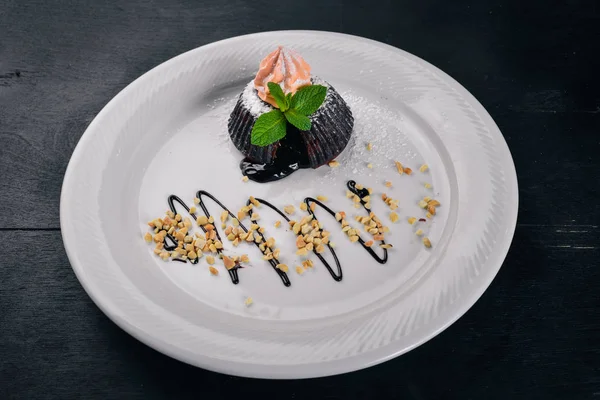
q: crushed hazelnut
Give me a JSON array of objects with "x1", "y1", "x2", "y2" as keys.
[
  {"x1": 242, "y1": 176, "x2": 249, "y2": 182},
  {"x1": 389, "y1": 212, "x2": 399, "y2": 223},
  {"x1": 419, "y1": 164, "x2": 429, "y2": 173},
  {"x1": 423, "y1": 237, "x2": 432, "y2": 248},
  {"x1": 316, "y1": 195, "x2": 328, "y2": 202},
  {"x1": 394, "y1": 161, "x2": 404, "y2": 175},
  {"x1": 223, "y1": 255, "x2": 236, "y2": 270},
  {"x1": 276, "y1": 264, "x2": 289, "y2": 273},
  {"x1": 144, "y1": 232, "x2": 152, "y2": 243},
  {"x1": 283, "y1": 205, "x2": 295, "y2": 215},
  {"x1": 206, "y1": 255, "x2": 215, "y2": 265},
  {"x1": 209, "y1": 266, "x2": 219, "y2": 275},
  {"x1": 328, "y1": 160, "x2": 340, "y2": 167},
  {"x1": 408, "y1": 217, "x2": 417, "y2": 225}
]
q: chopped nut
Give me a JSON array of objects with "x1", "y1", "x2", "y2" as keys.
[
  {"x1": 266, "y1": 237, "x2": 275, "y2": 248},
  {"x1": 209, "y1": 266, "x2": 219, "y2": 275},
  {"x1": 305, "y1": 242, "x2": 314, "y2": 251},
  {"x1": 316, "y1": 244, "x2": 325, "y2": 253},
  {"x1": 274, "y1": 220, "x2": 282, "y2": 228},
  {"x1": 144, "y1": 232, "x2": 152, "y2": 243},
  {"x1": 364, "y1": 240, "x2": 374, "y2": 247},
  {"x1": 366, "y1": 142, "x2": 373, "y2": 151},
  {"x1": 385, "y1": 181, "x2": 392, "y2": 188},
  {"x1": 316, "y1": 195, "x2": 328, "y2": 202},
  {"x1": 258, "y1": 227, "x2": 266, "y2": 234},
  {"x1": 240, "y1": 254, "x2": 250, "y2": 263},
  {"x1": 300, "y1": 202, "x2": 308, "y2": 211},
  {"x1": 346, "y1": 190, "x2": 353, "y2": 198},
  {"x1": 380, "y1": 244, "x2": 393, "y2": 249},
  {"x1": 416, "y1": 229, "x2": 424, "y2": 236},
  {"x1": 292, "y1": 223, "x2": 301, "y2": 235},
  {"x1": 394, "y1": 161, "x2": 404, "y2": 175},
  {"x1": 349, "y1": 235, "x2": 359, "y2": 243},
  {"x1": 296, "y1": 236, "x2": 306, "y2": 248},
  {"x1": 242, "y1": 176, "x2": 249, "y2": 182},
  {"x1": 428, "y1": 199, "x2": 441, "y2": 207},
  {"x1": 310, "y1": 202, "x2": 316, "y2": 211},
  {"x1": 427, "y1": 205, "x2": 437, "y2": 215},
  {"x1": 423, "y1": 237, "x2": 432, "y2": 248},
  {"x1": 404, "y1": 167, "x2": 413, "y2": 175},
  {"x1": 335, "y1": 212, "x2": 342, "y2": 221},
  {"x1": 418, "y1": 200, "x2": 428, "y2": 209},
  {"x1": 303, "y1": 259, "x2": 314, "y2": 268},
  {"x1": 419, "y1": 164, "x2": 429, "y2": 173},
  {"x1": 220, "y1": 210, "x2": 229, "y2": 223},
  {"x1": 424, "y1": 183, "x2": 432, "y2": 189},
  {"x1": 250, "y1": 212, "x2": 260, "y2": 221},
  {"x1": 408, "y1": 217, "x2": 417, "y2": 225},
  {"x1": 296, "y1": 248, "x2": 308, "y2": 256},
  {"x1": 373, "y1": 234, "x2": 384, "y2": 241},
  {"x1": 367, "y1": 163, "x2": 373, "y2": 169},
  {"x1": 390, "y1": 212, "x2": 399, "y2": 223},
  {"x1": 283, "y1": 205, "x2": 295, "y2": 215},
  {"x1": 223, "y1": 255, "x2": 236, "y2": 270},
  {"x1": 175, "y1": 214, "x2": 182, "y2": 222},
  {"x1": 296, "y1": 266, "x2": 305, "y2": 275},
  {"x1": 424, "y1": 196, "x2": 432, "y2": 202},
  {"x1": 196, "y1": 215, "x2": 208, "y2": 225},
  {"x1": 249, "y1": 196, "x2": 260, "y2": 207},
  {"x1": 206, "y1": 255, "x2": 215, "y2": 265},
  {"x1": 276, "y1": 264, "x2": 289, "y2": 273},
  {"x1": 328, "y1": 160, "x2": 340, "y2": 167},
  {"x1": 244, "y1": 297, "x2": 253, "y2": 307},
  {"x1": 188, "y1": 251, "x2": 198, "y2": 259}
]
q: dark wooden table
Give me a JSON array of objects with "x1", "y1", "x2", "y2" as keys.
[{"x1": 1, "y1": 0, "x2": 599, "y2": 398}]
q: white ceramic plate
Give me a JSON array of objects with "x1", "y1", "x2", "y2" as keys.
[{"x1": 61, "y1": 31, "x2": 518, "y2": 378}]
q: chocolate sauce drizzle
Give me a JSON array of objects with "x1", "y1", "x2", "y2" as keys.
[
  {"x1": 161, "y1": 180, "x2": 388, "y2": 287},
  {"x1": 240, "y1": 125, "x2": 310, "y2": 183}
]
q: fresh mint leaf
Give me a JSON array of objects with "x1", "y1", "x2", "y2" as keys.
[
  {"x1": 267, "y1": 82, "x2": 288, "y2": 112},
  {"x1": 284, "y1": 108, "x2": 312, "y2": 131},
  {"x1": 290, "y1": 84, "x2": 327, "y2": 116},
  {"x1": 251, "y1": 109, "x2": 287, "y2": 147}
]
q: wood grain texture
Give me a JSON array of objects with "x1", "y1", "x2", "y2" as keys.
[
  {"x1": 1, "y1": 0, "x2": 599, "y2": 398},
  {"x1": 0, "y1": 230, "x2": 598, "y2": 399}
]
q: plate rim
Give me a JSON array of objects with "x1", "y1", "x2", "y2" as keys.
[{"x1": 60, "y1": 29, "x2": 519, "y2": 378}]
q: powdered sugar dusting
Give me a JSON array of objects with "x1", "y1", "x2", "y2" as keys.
[{"x1": 242, "y1": 81, "x2": 273, "y2": 116}]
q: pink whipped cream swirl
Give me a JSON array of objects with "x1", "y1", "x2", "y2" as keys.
[{"x1": 253, "y1": 46, "x2": 312, "y2": 107}]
